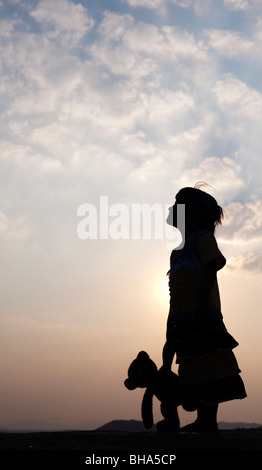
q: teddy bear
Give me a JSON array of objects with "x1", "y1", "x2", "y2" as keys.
[{"x1": 124, "y1": 351, "x2": 181, "y2": 432}]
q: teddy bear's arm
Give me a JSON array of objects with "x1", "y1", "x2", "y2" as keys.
[{"x1": 141, "y1": 387, "x2": 154, "y2": 429}]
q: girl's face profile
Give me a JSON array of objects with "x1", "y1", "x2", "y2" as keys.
[
  {"x1": 166, "y1": 190, "x2": 194, "y2": 232},
  {"x1": 166, "y1": 195, "x2": 179, "y2": 228}
]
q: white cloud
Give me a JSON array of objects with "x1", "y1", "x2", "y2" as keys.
[
  {"x1": 0, "y1": 141, "x2": 64, "y2": 173},
  {"x1": 91, "y1": 14, "x2": 156, "y2": 77},
  {"x1": 139, "y1": 88, "x2": 195, "y2": 122},
  {"x1": 30, "y1": 0, "x2": 94, "y2": 46},
  {"x1": 222, "y1": 197, "x2": 262, "y2": 242},
  {"x1": 226, "y1": 252, "x2": 262, "y2": 274},
  {"x1": 171, "y1": 0, "x2": 192, "y2": 6},
  {"x1": 253, "y1": 17, "x2": 262, "y2": 45},
  {"x1": 92, "y1": 11, "x2": 207, "y2": 78},
  {"x1": 205, "y1": 29, "x2": 254, "y2": 58},
  {"x1": 0, "y1": 3, "x2": 261, "y2": 235},
  {"x1": 98, "y1": 11, "x2": 134, "y2": 40},
  {"x1": 0, "y1": 18, "x2": 21, "y2": 38},
  {"x1": 120, "y1": 131, "x2": 157, "y2": 159},
  {"x1": 124, "y1": 23, "x2": 207, "y2": 62},
  {"x1": 167, "y1": 115, "x2": 215, "y2": 162},
  {"x1": 213, "y1": 75, "x2": 262, "y2": 118},
  {"x1": 223, "y1": 0, "x2": 250, "y2": 10},
  {"x1": 171, "y1": 0, "x2": 262, "y2": 16},
  {"x1": 91, "y1": 40, "x2": 156, "y2": 78},
  {"x1": 0, "y1": 212, "x2": 9, "y2": 233},
  {"x1": 161, "y1": 26, "x2": 207, "y2": 61},
  {"x1": 0, "y1": 210, "x2": 32, "y2": 240},
  {"x1": 129, "y1": 154, "x2": 165, "y2": 182},
  {"x1": 171, "y1": 0, "x2": 212, "y2": 14},
  {"x1": 123, "y1": 0, "x2": 164, "y2": 7},
  {"x1": 178, "y1": 156, "x2": 245, "y2": 201},
  {"x1": 124, "y1": 23, "x2": 167, "y2": 56}
]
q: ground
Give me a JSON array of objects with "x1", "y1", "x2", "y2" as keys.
[{"x1": 0, "y1": 429, "x2": 261, "y2": 467}]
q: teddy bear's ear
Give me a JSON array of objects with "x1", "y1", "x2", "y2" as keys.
[
  {"x1": 124, "y1": 378, "x2": 137, "y2": 390},
  {"x1": 137, "y1": 351, "x2": 149, "y2": 360}
]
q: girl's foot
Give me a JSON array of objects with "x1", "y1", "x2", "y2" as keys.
[{"x1": 179, "y1": 419, "x2": 218, "y2": 433}]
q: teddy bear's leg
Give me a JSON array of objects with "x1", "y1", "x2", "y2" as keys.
[{"x1": 156, "y1": 402, "x2": 180, "y2": 432}]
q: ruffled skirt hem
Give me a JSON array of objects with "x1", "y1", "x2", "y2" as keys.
[{"x1": 181, "y1": 374, "x2": 247, "y2": 412}]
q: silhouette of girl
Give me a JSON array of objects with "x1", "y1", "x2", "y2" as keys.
[{"x1": 162, "y1": 183, "x2": 246, "y2": 432}]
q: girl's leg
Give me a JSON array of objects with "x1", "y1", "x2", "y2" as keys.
[
  {"x1": 197, "y1": 403, "x2": 218, "y2": 425},
  {"x1": 180, "y1": 403, "x2": 219, "y2": 432}
]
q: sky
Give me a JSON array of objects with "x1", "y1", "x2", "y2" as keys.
[{"x1": 0, "y1": 0, "x2": 262, "y2": 430}]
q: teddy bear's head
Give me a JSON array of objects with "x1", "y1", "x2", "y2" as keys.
[{"x1": 124, "y1": 351, "x2": 158, "y2": 390}]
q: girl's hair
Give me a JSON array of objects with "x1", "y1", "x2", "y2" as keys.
[{"x1": 176, "y1": 182, "x2": 224, "y2": 234}]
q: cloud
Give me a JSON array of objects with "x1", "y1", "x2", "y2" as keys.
[
  {"x1": 171, "y1": 0, "x2": 193, "y2": 6},
  {"x1": 171, "y1": 0, "x2": 212, "y2": 15},
  {"x1": 98, "y1": 11, "x2": 134, "y2": 40},
  {"x1": 205, "y1": 29, "x2": 254, "y2": 58},
  {"x1": 213, "y1": 74, "x2": 262, "y2": 118},
  {"x1": 30, "y1": 0, "x2": 94, "y2": 46},
  {"x1": 91, "y1": 14, "x2": 156, "y2": 78},
  {"x1": 160, "y1": 26, "x2": 207, "y2": 61},
  {"x1": 171, "y1": 0, "x2": 259, "y2": 12},
  {"x1": 1, "y1": 7, "x2": 203, "y2": 165},
  {"x1": 129, "y1": 154, "x2": 165, "y2": 182},
  {"x1": 171, "y1": 0, "x2": 220, "y2": 17},
  {"x1": 139, "y1": 88, "x2": 195, "y2": 122},
  {"x1": 122, "y1": 0, "x2": 164, "y2": 7},
  {"x1": 0, "y1": 141, "x2": 64, "y2": 174},
  {"x1": 222, "y1": 196, "x2": 262, "y2": 242},
  {"x1": 178, "y1": 156, "x2": 245, "y2": 201},
  {"x1": 223, "y1": 0, "x2": 250, "y2": 10},
  {"x1": 0, "y1": 210, "x2": 32, "y2": 240},
  {"x1": 91, "y1": 11, "x2": 207, "y2": 78},
  {"x1": 0, "y1": 2, "x2": 261, "y2": 232},
  {"x1": 167, "y1": 114, "x2": 215, "y2": 162},
  {"x1": 0, "y1": 18, "x2": 21, "y2": 38},
  {"x1": 126, "y1": 23, "x2": 207, "y2": 62},
  {"x1": 120, "y1": 131, "x2": 157, "y2": 159},
  {"x1": 225, "y1": 252, "x2": 262, "y2": 275}
]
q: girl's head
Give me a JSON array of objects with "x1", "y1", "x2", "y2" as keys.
[{"x1": 167, "y1": 183, "x2": 224, "y2": 235}]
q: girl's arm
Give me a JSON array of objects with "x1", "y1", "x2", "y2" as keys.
[{"x1": 162, "y1": 338, "x2": 176, "y2": 370}]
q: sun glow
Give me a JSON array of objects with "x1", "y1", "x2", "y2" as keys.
[{"x1": 155, "y1": 274, "x2": 169, "y2": 306}]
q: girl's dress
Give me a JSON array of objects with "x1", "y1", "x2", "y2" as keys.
[{"x1": 167, "y1": 229, "x2": 247, "y2": 411}]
